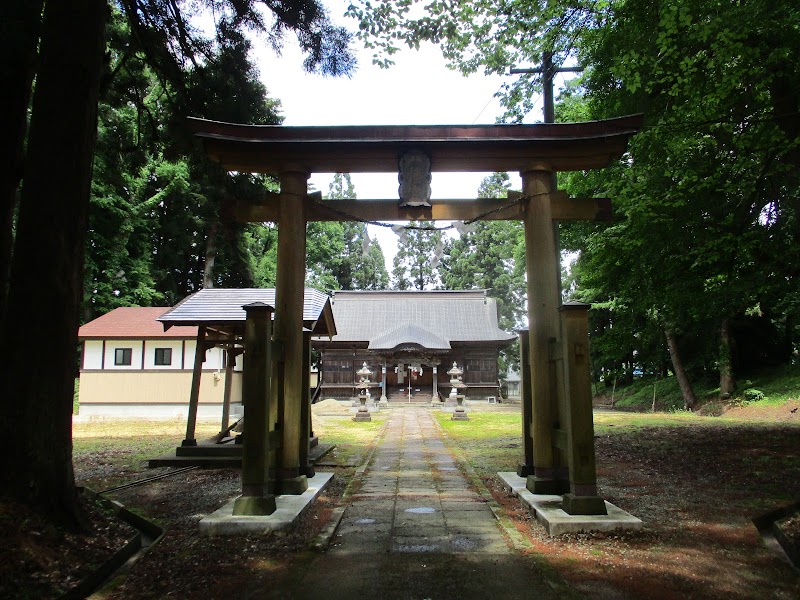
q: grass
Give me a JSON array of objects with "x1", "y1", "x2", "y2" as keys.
[
  {"x1": 71, "y1": 414, "x2": 389, "y2": 485},
  {"x1": 600, "y1": 361, "x2": 800, "y2": 412},
  {"x1": 434, "y1": 411, "x2": 523, "y2": 478},
  {"x1": 313, "y1": 413, "x2": 387, "y2": 466},
  {"x1": 73, "y1": 419, "x2": 221, "y2": 489}
]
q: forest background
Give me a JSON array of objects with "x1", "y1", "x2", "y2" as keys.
[{"x1": 2, "y1": 0, "x2": 799, "y2": 528}]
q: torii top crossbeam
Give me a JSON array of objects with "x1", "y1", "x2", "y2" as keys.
[{"x1": 187, "y1": 115, "x2": 643, "y2": 174}]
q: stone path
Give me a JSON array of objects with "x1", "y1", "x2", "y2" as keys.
[{"x1": 257, "y1": 407, "x2": 559, "y2": 599}]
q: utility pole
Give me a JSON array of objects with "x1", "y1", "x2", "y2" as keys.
[
  {"x1": 511, "y1": 52, "x2": 584, "y2": 300},
  {"x1": 509, "y1": 52, "x2": 583, "y2": 125}
]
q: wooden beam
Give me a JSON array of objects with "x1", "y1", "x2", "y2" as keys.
[
  {"x1": 229, "y1": 192, "x2": 611, "y2": 224},
  {"x1": 188, "y1": 115, "x2": 644, "y2": 174}
]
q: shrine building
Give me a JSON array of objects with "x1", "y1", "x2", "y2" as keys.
[{"x1": 313, "y1": 290, "x2": 515, "y2": 402}]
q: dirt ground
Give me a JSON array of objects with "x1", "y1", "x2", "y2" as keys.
[{"x1": 2, "y1": 410, "x2": 799, "y2": 599}]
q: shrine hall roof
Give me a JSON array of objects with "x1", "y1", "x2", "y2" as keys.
[
  {"x1": 323, "y1": 290, "x2": 515, "y2": 350},
  {"x1": 158, "y1": 288, "x2": 336, "y2": 337}
]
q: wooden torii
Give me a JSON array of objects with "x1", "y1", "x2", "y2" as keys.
[{"x1": 188, "y1": 115, "x2": 643, "y2": 515}]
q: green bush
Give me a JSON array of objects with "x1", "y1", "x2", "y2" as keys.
[{"x1": 743, "y1": 388, "x2": 766, "y2": 403}]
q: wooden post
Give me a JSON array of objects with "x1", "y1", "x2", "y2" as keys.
[
  {"x1": 219, "y1": 348, "x2": 234, "y2": 435},
  {"x1": 273, "y1": 169, "x2": 309, "y2": 495},
  {"x1": 233, "y1": 302, "x2": 277, "y2": 515},
  {"x1": 559, "y1": 302, "x2": 607, "y2": 515},
  {"x1": 182, "y1": 326, "x2": 207, "y2": 447},
  {"x1": 299, "y1": 330, "x2": 314, "y2": 478},
  {"x1": 217, "y1": 345, "x2": 241, "y2": 441},
  {"x1": 522, "y1": 168, "x2": 566, "y2": 494},
  {"x1": 517, "y1": 330, "x2": 534, "y2": 477}
]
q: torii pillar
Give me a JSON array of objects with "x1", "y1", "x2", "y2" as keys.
[
  {"x1": 522, "y1": 167, "x2": 568, "y2": 494},
  {"x1": 272, "y1": 169, "x2": 309, "y2": 495}
]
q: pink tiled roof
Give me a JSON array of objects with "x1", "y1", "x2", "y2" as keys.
[{"x1": 78, "y1": 307, "x2": 197, "y2": 339}]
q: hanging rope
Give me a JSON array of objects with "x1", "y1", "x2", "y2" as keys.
[{"x1": 308, "y1": 192, "x2": 544, "y2": 232}]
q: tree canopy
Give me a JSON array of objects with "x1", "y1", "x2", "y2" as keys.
[
  {"x1": 391, "y1": 220, "x2": 445, "y2": 290},
  {"x1": 347, "y1": 0, "x2": 800, "y2": 407},
  {"x1": 1, "y1": 0, "x2": 356, "y2": 528}
]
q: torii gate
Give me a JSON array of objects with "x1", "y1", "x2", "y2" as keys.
[{"x1": 188, "y1": 115, "x2": 642, "y2": 516}]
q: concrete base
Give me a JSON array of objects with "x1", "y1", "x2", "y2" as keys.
[
  {"x1": 498, "y1": 472, "x2": 642, "y2": 536},
  {"x1": 274, "y1": 475, "x2": 309, "y2": 496},
  {"x1": 200, "y1": 472, "x2": 333, "y2": 535},
  {"x1": 353, "y1": 411, "x2": 372, "y2": 422},
  {"x1": 526, "y1": 475, "x2": 568, "y2": 495},
  {"x1": 451, "y1": 410, "x2": 470, "y2": 421},
  {"x1": 233, "y1": 495, "x2": 277, "y2": 516},
  {"x1": 349, "y1": 405, "x2": 378, "y2": 413},
  {"x1": 563, "y1": 493, "x2": 608, "y2": 516},
  {"x1": 516, "y1": 463, "x2": 535, "y2": 477},
  {"x1": 439, "y1": 405, "x2": 471, "y2": 414}
]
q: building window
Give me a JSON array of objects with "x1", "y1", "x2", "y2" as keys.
[
  {"x1": 114, "y1": 348, "x2": 132, "y2": 366},
  {"x1": 154, "y1": 347, "x2": 172, "y2": 366}
]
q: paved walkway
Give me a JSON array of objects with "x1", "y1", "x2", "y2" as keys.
[{"x1": 265, "y1": 407, "x2": 559, "y2": 600}]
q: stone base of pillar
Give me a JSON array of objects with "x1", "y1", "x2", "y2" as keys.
[
  {"x1": 273, "y1": 475, "x2": 309, "y2": 496},
  {"x1": 562, "y1": 493, "x2": 608, "y2": 516},
  {"x1": 181, "y1": 438, "x2": 197, "y2": 447},
  {"x1": 516, "y1": 463, "x2": 535, "y2": 477},
  {"x1": 526, "y1": 476, "x2": 567, "y2": 495},
  {"x1": 232, "y1": 495, "x2": 277, "y2": 516},
  {"x1": 378, "y1": 398, "x2": 389, "y2": 408},
  {"x1": 353, "y1": 410, "x2": 372, "y2": 422}
]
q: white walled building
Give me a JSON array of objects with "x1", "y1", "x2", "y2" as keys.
[{"x1": 78, "y1": 306, "x2": 243, "y2": 419}]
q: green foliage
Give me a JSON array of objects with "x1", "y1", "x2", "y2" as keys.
[
  {"x1": 85, "y1": 7, "x2": 292, "y2": 316},
  {"x1": 391, "y1": 220, "x2": 445, "y2": 290},
  {"x1": 608, "y1": 362, "x2": 800, "y2": 413},
  {"x1": 441, "y1": 172, "x2": 525, "y2": 371},
  {"x1": 743, "y1": 389, "x2": 767, "y2": 403},
  {"x1": 346, "y1": 0, "x2": 800, "y2": 408},
  {"x1": 611, "y1": 376, "x2": 707, "y2": 413},
  {"x1": 322, "y1": 174, "x2": 389, "y2": 291}
]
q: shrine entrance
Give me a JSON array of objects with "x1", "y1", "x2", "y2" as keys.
[{"x1": 188, "y1": 115, "x2": 642, "y2": 516}]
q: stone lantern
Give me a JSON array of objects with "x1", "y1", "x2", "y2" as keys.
[
  {"x1": 353, "y1": 362, "x2": 374, "y2": 422},
  {"x1": 446, "y1": 362, "x2": 469, "y2": 421}
]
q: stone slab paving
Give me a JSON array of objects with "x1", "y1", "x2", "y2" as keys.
[{"x1": 267, "y1": 407, "x2": 560, "y2": 600}]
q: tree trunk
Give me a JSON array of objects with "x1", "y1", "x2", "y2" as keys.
[
  {"x1": 651, "y1": 378, "x2": 657, "y2": 413},
  {"x1": 0, "y1": 0, "x2": 44, "y2": 322},
  {"x1": 203, "y1": 221, "x2": 218, "y2": 288},
  {"x1": 719, "y1": 318, "x2": 735, "y2": 398},
  {"x1": 664, "y1": 328, "x2": 698, "y2": 411},
  {"x1": 0, "y1": 0, "x2": 107, "y2": 530}
]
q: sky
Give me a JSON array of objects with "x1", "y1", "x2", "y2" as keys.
[{"x1": 249, "y1": 3, "x2": 545, "y2": 269}]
